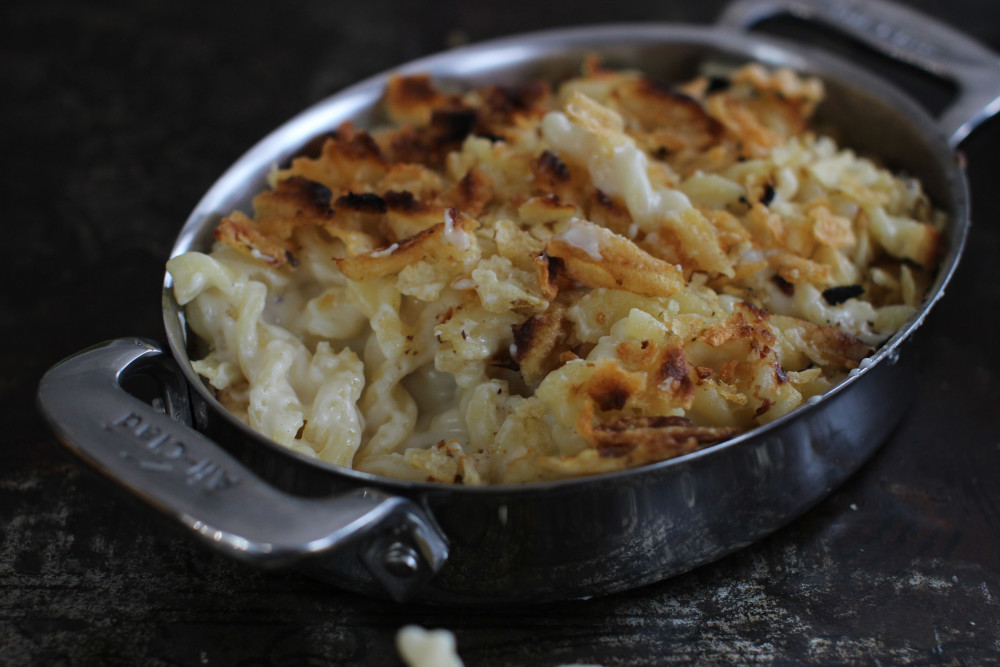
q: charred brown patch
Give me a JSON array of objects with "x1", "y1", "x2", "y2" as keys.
[
  {"x1": 430, "y1": 107, "x2": 478, "y2": 144},
  {"x1": 771, "y1": 273, "x2": 795, "y2": 296},
  {"x1": 333, "y1": 127, "x2": 387, "y2": 162},
  {"x1": 594, "y1": 190, "x2": 615, "y2": 209},
  {"x1": 600, "y1": 415, "x2": 693, "y2": 431},
  {"x1": 390, "y1": 75, "x2": 440, "y2": 104},
  {"x1": 482, "y1": 81, "x2": 551, "y2": 115},
  {"x1": 384, "y1": 190, "x2": 422, "y2": 213},
  {"x1": 753, "y1": 400, "x2": 774, "y2": 418},
  {"x1": 511, "y1": 317, "x2": 540, "y2": 361},
  {"x1": 384, "y1": 75, "x2": 462, "y2": 127},
  {"x1": 387, "y1": 127, "x2": 433, "y2": 164},
  {"x1": 573, "y1": 362, "x2": 648, "y2": 436},
  {"x1": 740, "y1": 301, "x2": 772, "y2": 321},
  {"x1": 588, "y1": 377, "x2": 633, "y2": 412},
  {"x1": 656, "y1": 345, "x2": 696, "y2": 401},
  {"x1": 286, "y1": 177, "x2": 334, "y2": 215},
  {"x1": 533, "y1": 150, "x2": 571, "y2": 184},
  {"x1": 285, "y1": 126, "x2": 389, "y2": 191},
  {"x1": 336, "y1": 191, "x2": 387, "y2": 214},
  {"x1": 635, "y1": 77, "x2": 690, "y2": 101},
  {"x1": 533, "y1": 251, "x2": 566, "y2": 300},
  {"x1": 511, "y1": 307, "x2": 568, "y2": 385},
  {"x1": 436, "y1": 306, "x2": 455, "y2": 325},
  {"x1": 215, "y1": 175, "x2": 348, "y2": 265},
  {"x1": 475, "y1": 81, "x2": 552, "y2": 140},
  {"x1": 587, "y1": 189, "x2": 634, "y2": 237},
  {"x1": 774, "y1": 363, "x2": 788, "y2": 384},
  {"x1": 382, "y1": 105, "x2": 478, "y2": 167},
  {"x1": 255, "y1": 176, "x2": 337, "y2": 225},
  {"x1": 657, "y1": 347, "x2": 689, "y2": 383},
  {"x1": 593, "y1": 415, "x2": 739, "y2": 459},
  {"x1": 443, "y1": 168, "x2": 493, "y2": 216},
  {"x1": 489, "y1": 346, "x2": 520, "y2": 371},
  {"x1": 383, "y1": 190, "x2": 447, "y2": 241},
  {"x1": 613, "y1": 78, "x2": 724, "y2": 152}
]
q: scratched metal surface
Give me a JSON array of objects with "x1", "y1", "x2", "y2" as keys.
[{"x1": 4, "y1": 0, "x2": 1000, "y2": 664}]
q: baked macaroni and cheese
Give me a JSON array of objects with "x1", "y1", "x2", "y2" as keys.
[{"x1": 167, "y1": 59, "x2": 943, "y2": 484}]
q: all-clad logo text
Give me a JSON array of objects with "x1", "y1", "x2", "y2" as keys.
[
  {"x1": 816, "y1": 0, "x2": 965, "y2": 64},
  {"x1": 111, "y1": 412, "x2": 240, "y2": 491}
]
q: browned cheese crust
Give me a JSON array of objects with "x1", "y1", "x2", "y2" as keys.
[{"x1": 173, "y1": 57, "x2": 945, "y2": 483}]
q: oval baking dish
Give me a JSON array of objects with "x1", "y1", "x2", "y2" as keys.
[{"x1": 38, "y1": 0, "x2": 1000, "y2": 603}]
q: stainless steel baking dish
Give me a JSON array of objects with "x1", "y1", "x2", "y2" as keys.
[{"x1": 38, "y1": 0, "x2": 1000, "y2": 603}]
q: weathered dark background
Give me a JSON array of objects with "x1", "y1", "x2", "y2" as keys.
[{"x1": 4, "y1": 0, "x2": 1000, "y2": 664}]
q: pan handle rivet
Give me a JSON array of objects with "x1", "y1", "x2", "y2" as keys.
[{"x1": 383, "y1": 542, "x2": 420, "y2": 577}]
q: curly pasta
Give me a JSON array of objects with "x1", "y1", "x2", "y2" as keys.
[{"x1": 168, "y1": 60, "x2": 943, "y2": 484}]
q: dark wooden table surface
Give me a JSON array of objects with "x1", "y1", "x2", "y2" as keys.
[{"x1": 4, "y1": 0, "x2": 999, "y2": 664}]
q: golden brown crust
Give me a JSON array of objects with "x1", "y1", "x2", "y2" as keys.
[
  {"x1": 214, "y1": 211, "x2": 297, "y2": 267},
  {"x1": 214, "y1": 176, "x2": 339, "y2": 266},
  {"x1": 334, "y1": 208, "x2": 478, "y2": 280},
  {"x1": 612, "y1": 78, "x2": 724, "y2": 154},
  {"x1": 186, "y1": 59, "x2": 941, "y2": 483},
  {"x1": 289, "y1": 125, "x2": 390, "y2": 190},
  {"x1": 593, "y1": 416, "x2": 739, "y2": 460},
  {"x1": 385, "y1": 74, "x2": 461, "y2": 126},
  {"x1": 771, "y1": 315, "x2": 872, "y2": 369},
  {"x1": 545, "y1": 223, "x2": 685, "y2": 298},
  {"x1": 532, "y1": 252, "x2": 565, "y2": 301},
  {"x1": 442, "y1": 168, "x2": 493, "y2": 217},
  {"x1": 511, "y1": 304, "x2": 570, "y2": 386}
]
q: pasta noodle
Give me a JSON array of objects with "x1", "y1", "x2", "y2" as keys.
[{"x1": 168, "y1": 60, "x2": 944, "y2": 484}]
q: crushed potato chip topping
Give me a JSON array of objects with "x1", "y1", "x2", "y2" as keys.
[{"x1": 168, "y1": 60, "x2": 944, "y2": 484}]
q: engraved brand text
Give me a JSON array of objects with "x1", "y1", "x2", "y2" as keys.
[
  {"x1": 816, "y1": 0, "x2": 963, "y2": 64},
  {"x1": 111, "y1": 412, "x2": 240, "y2": 491}
]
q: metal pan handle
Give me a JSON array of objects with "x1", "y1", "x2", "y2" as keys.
[
  {"x1": 718, "y1": 0, "x2": 1000, "y2": 147},
  {"x1": 36, "y1": 338, "x2": 448, "y2": 602}
]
